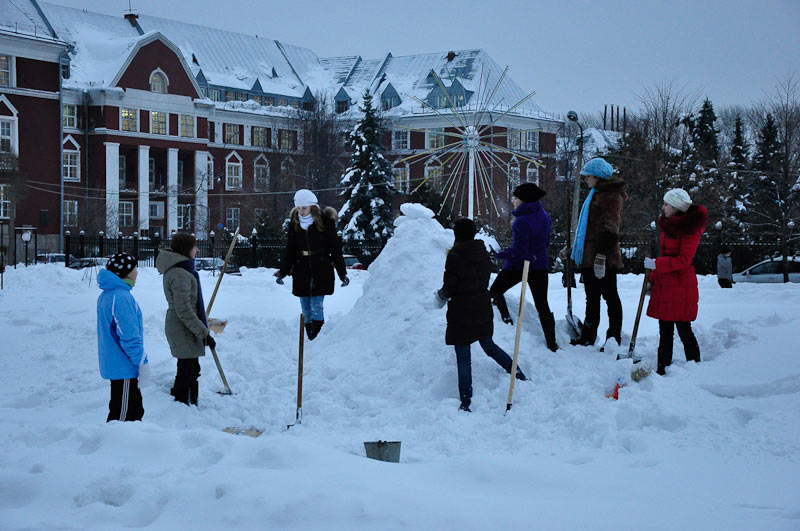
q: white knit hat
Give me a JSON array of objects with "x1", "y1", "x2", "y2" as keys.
[
  {"x1": 663, "y1": 188, "x2": 692, "y2": 212},
  {"x1": 293, "y1": 189, "x2": 318, "y2": 207}
]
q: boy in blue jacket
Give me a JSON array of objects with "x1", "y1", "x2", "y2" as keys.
[{"x1": 97, "y1": 252, "x2": 148, "y2": 422}]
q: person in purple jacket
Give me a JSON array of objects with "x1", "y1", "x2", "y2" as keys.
[{"x1": 490, "y1": 183, "x2": 559, "y2": 352}]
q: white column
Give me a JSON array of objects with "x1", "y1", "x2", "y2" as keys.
[
  {"x1": 194, "y1": 150, "x2": 209, "y2": 239},
  {"x1": 104, "y1": 142, "x2": 120, "y2": 235},
  {"x1": 167, "y1": 148, "x2": 179, "y2": 236},
  {"x1": 137, "y1": 145, "x2": 150, "y2": 236}
]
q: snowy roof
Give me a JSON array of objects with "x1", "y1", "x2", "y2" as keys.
[{"x1": 0, "y1": 0, "x2": 55, "y2": 40}]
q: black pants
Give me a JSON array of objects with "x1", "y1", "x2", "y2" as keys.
[
  {"x1": 658, "y1": 320, "x2": 701, "y2": 368},
  {"x1": 171, "y1": 358, "x2": 201, "y2": 405},
  {"x1": 107, "y1": 378, "x2": 144, "y2": 422},
  {"x1": 718, "y1": 279, "x2": 733, "y2": 288},
  {"x1": 581, "y1": 267, "x2": 623, "y2": 337},
  {"x1": 490, "y1": 269, "x2": 552, "y2": 320}
]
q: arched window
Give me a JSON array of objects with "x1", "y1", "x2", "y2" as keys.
[
  {"x1": 424, "y1": 157, "x2": 442, "y2": 192},
  {"x1": 526, "y1": 164, "x2": 539, "y2": 186},
  {"x1": 150, "y1": 70, "x2": 168, "y2": 94},
  {"x1": 281, "y1": 156, "x2": 295, "y2": 176},
  {"x1": 254, "y1": 156, "x2": 270, "y2": 192},
  {"x1": 225, "y1": 151, "x2": 242, "y2": 190},
  {"x1": 508, "y1": 157, "x2": 520, "y2": 201},
  {"x1": 392, "y1": 160, "x2": 409, "y2": 194}
]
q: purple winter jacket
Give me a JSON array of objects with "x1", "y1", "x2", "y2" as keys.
[{"x1": 496, "y1": 201, "x2": 551, "y2": 271}]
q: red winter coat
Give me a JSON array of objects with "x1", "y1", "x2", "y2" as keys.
[{"x1": 646, "y1": 205, "x2": 708, "y2": 322}]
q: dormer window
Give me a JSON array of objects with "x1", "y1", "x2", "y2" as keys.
[
  {"x1": 336, "y1": 100, "x2": 349, "y2": 114},
  {"x1": 150, "y1": 70, "x2": 168, "y2": 94},
  {"x1": 382, "y1": 95, "x2": 400, "y2": 111}
]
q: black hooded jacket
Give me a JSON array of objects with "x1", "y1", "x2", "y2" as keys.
[{"x1": 439, "y1": 239, "x2": 494, "y2": 345}]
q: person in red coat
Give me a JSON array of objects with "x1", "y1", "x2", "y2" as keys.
[{"x1": 644, "y1": 188, "x2": 708, "y2": 375}]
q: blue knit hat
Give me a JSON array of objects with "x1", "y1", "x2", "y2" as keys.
[{"x1": 579, "y1": 158, "x2": 614, "y2": 179}]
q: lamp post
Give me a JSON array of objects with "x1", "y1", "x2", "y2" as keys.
[
  {"x1": 566, "y1": 111, "x2": 584, "y2": 243},
  {"x1": 21, "y1": 229, "x2": 32, "y2": 267}
]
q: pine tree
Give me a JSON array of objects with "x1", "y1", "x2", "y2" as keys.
[
  {"x1": 730, "y1": 115, "x2": 749, "y2": 167},
  {"x1": 337, "y1": 90, "x2": 397, "y2": 254},
  {"x1": 744, "y1": 113, "x2": 785, "y2": 243},
  {"x1": 722, "y1": 114, "x2": 750, "y2": 240},
  {"x1": 753, "y1": 113, "x2": 782, "y2": 173}
]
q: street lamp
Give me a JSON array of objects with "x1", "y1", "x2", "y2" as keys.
[
  {"x1": 21, "y1": 230, "x2": 32, "y2": 267},
  {"x1": 567, "y1": 111, "x2": 584, "y2": 243}
]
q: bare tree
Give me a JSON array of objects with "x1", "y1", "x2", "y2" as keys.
[{"x1": 636, "y1": 78, "x2": 700, "y2": 154}]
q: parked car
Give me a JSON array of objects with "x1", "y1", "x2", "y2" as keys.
[
  {"x1": 195, "y1": 256, "x2": 241, "y2": 276},
  {"x1": 36, "y1": 253, "x2": 76, "y2": 265},
  {"x1": 731, "y1": 256, "x2": 800, "y2": 283},
  {"x1": 343, "y1": 254, "x2": 366, "y2": 270},
  {"x1": 68, "y1": 257, "x2": 107, "y2": 270}
]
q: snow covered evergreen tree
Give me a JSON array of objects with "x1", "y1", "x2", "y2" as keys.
[
  {"x1": 721, "y1": 114, "x2": 750, "y2": 240},
  {"x1": 337, "y1": 90, "x2": 397, "y2": 254},
  {"x1": 730, "y1": 115, "x2": 749, "y2": 167}
]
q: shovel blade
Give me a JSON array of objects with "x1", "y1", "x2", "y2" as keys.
[{"x1": 565, "y1": 313, "x2": 583, "y2": 339}]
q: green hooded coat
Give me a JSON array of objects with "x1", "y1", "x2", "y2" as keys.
[{"x1": 156, "y1": 250, "x2": 208, "y2": 359}]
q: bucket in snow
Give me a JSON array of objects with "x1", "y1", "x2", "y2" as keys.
[{"x1": 363, "y1": 440, "x2": 401, "y2": 463}]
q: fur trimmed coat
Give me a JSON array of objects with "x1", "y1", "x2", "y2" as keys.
[
  {"x1": 577, "y1": 178, "x2": 628, "y2": 270},
  {"x1": 646, "y1": 205, "x2": 709, "y2": 322},
  {"x1": 279, "y1": 206, "x2": 347, "y2": 297}
]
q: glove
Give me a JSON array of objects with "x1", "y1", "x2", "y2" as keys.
[
  {"x1": 644, "y1": 257, "x2": 656, "y2": 270},
  {"x1": 274, "y1": 271, "x2": 286, "y2": 285},
  {"x1": 434, "y1": 290, "x2": 448, "y2": 309},
  {"x1": 205, "y1": 334, "x2": 216, "y2": 350},
  {"x1": 340, "y1": 275, "x2": 350, "y2": 287},
  {"x1": 646, "y1": 282, "x2": 653, "y2": 295},
  {"x1": 593, "y1": 254, "x2": 606, "y2": 279},
  {"x1": 138, "y1": 355, "x2": 150, "y2": 381}
]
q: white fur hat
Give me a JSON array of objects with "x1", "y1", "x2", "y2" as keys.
[
  {"x1": 293, "y1": 189, "x2": 318, "y2": 208},
  {"x1": 663, "y1": 188, "x2": 692, "y2": 212}
]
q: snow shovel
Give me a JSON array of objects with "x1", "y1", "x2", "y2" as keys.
[
  {"x1": 204, "y1": 227, "x2": 239, "y2": 395},
  {"x1": 564, "y1": 186, "x2": 583, "y2": 340},
  {"x1": 621, "y1": 270, "x2": 653, "y2": 382},
  {"x1": 505, "y1": 260, "x2": 530, "y2": 414},
  {"x1": 287, "y1": 313, "x2": 305, "y2": 429}
]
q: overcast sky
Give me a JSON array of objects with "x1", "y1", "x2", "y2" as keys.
[{"x1": 46, "y1": 0, "x2": 799, "y2": 120}]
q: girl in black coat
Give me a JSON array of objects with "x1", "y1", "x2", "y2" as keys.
[
  {"x1": 436, "y1": 219, "x2": 527, "y2": 412},
  {"x1": 275, "y1": 189, "x2": 348, "y2": 340}
]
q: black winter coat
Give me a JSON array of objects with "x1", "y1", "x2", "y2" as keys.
[
  {"x1": 439, "y1": 239, "x2": 494, "y2": 345},
  {"x1": 280, "y1": 207, "x2": 347, "y2": 297}
]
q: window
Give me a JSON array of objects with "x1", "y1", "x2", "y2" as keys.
[
  {"x1": 149, "y1": 201, "x2": 164, "y2": 219},
  {"x1": 63, "y1": 150, "x2": 80, "y2": 182},
  {"x1": 177, "y1": 160, "x2": 184, "y2": 189},
  {"x1": 209, "y1": 89, "x2": 223, "y2": 101},
  {"x1": 151, "y1": 111, "x2": 167, "y2": 135},
  {"x1": 254, "y1": 208, "x2": 266, "y2": 224},
  {"x1": 149, "y1": 157, "x2": 155, "y2": 189},
  {"x1": 507, "y1": 129, "x2": 521, "y2": 150},
  {"x1": 382, "y1": 96, "x2": 400, "y2": 111},
  {"x1": 0, "y1": 55, "x2": 11, "y2": 87},
  {"x1": 278, "y1": 129, "x2": 297, "y2": 150},
  {"x1": 435, "y1": 93, "x2": 448, "y2": 108},
  {"x1": 62, "y1": 104, "x2": 77, "y2": 128},
  {"x1": 177, "y1": 204, "x2": 192, "y2": 229},
  {"x1": 226, "y1": 154, "x2": 242, "y2": 189},
  {"x1": 223, "y1": 123, "x2": 240, "y2": 144},
  {"x1": 335, "y1": 100, "x2": 349, "y2": 114},
  {"x1": 525, "y1": 131, "x2": 539, "y2": 152},
  {"x1": 237, "y1": 92, "x2": 248, "y2": 102},
  {"x1": 0, "y1": 183, "x2": 9, "y2": 219},
  {"x1": 425, "y1": 163, "x2": 442, "y2": 191},
  {"x1": 393, "y1": 163, "x2": 409, "y2": 194},
  {"x1": 120, "y1": 108, "x2": 137, "y2": 132},
  {"x1": 150, "y1": 71, "x2": 167, "y2": 94},
  {"x1": 281, "y1": 156, "x2": 295, "y2": 175},
  {"x1": 252, "y1": 126, "x2": 270, "y2": 147},
  {"x1": 0, "y1": 120, "x2": 13, "y2": 153},
  {"x1": 226, "y1": 207, "x2": 240, "y2": 229},
  {"x1": 180, "y1": 115, "x2": 194, "y2": 138},
  {"x1": 119, "y1": 155, "x2": 126, "y2": 189},
  {"x1": 526, "y1": 165, "x2": 539, "y2": 186},
  {"x1": 262, "y1": 96, "x2": 274, "y2": 106},
  {"x1": 119, "y1": 201, "x2": 134, "y2": 227},
  {"x1": 207, "y1": 155, "x2": 214, "y2": 189},
  {"x1": 63, "y1": 200, "x2": 78, "y2": 227},
  {"x1": 277, "y1": 98, "x2": 288, "y2": 107},
  {"x1": 392, "y1": 129, "x2": 409, "y2": 150},
  {"x1": 289, "y1": 100, "x2": 300, "y2": 108},
  {"x1": 254, "y1": 158, "x2": 269, "y2": 191},
  {"x1": 427, "y1": 128, "x2": 444, "y2": 150}
]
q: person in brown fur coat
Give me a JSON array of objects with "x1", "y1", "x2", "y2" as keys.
[{"x1": 569, "y1": 158, "x2": 628, "y2": 349}]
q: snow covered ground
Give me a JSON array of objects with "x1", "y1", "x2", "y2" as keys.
[{"x1": 1, "y1": 205, "x2": 799, "y2": 530}]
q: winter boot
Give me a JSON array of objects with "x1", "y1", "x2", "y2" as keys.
[
  {"x1": 308, "y1": 320, "x2": 324, "y2": 341},
  {"x1": 656, "y1": 364, "x2": 667, "y2": 376},
  {"x1": 304, "y1": 320, "x2": 314, "y2": 340},
  {"x1": 501, "y1": 315, "x2": 514, "y2": 326},
  {"x1": 459, "y1": 401, "x2": 471, "y2": 412},
  {"x1": 600, "y1": 329, "x2": 621, "y2": 353},
  {"x1": 515, "y1": 368, "x2": 528, "y2": 381},
  {"x1": 189, "y1": 382, "x2": 198, "y2": 406},
  {"x1": 570, "y1": 322, "x2": 597, "y2": 347},
  {"x1": 540, "y1": 312, "x2": 559, "y2": 352}
]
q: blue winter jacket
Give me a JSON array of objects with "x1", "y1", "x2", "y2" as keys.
[
  {"x1": 97, "y1": 268, "x2": 146, "y2": 380},
  {"x1": 496, "y1": 201, "x2": 552, "y2": 271}
]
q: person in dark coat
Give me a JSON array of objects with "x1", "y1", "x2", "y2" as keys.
[
  {"x1": 97, "y1": 252, "x2": 148, "y2": 422},
  {"x1": 717, "y1": 247, "x2": 734, "y2": 288},
  {"x1": 644, "y1": 188, "x2": 708, "y2": 375},
  {"x1": 569, "y1": 158, "x2": 627, "y2": 349},
  {"x1": 275, "y1": 189, "x2": 348, "y2": 340},
  {"x1": 155, "y1": 233, "x2": 213, "y2": 406},
  {"x1": 489, "y1": 182, "x2": 558, "y2": 352},
  {"x1": 436, "y1": 218, "x2": 527, "y2": 412}
]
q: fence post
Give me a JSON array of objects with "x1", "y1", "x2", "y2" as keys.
[
  {"x1": 154, "y1": 232, "x2": 161, "y2": 264},
  {"x1": 251, "y1": 228, "x2": 258, "y2": 268},
  {"x1": 79, "y1": 230, "x2": 85, "y2": 259},
  {"x1": 64, "y1": 231, "x2": 71, "y2": 267},
  {"x1": 133, "y1": 231, "x2": 139, "y2": 260}
]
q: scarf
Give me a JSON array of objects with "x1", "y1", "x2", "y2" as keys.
[
  {"x1": 299, "y1": 213, "x2": 314, "y2": 230},
  {"x1": 571, "y1": 188, "x2": 596, "y2": 266},
  {"x1": 177, "y1": 258, "x2": 208, "y2": 326},
  {"x1": 123, "y1": 278, "x2": 135, "y2": 288}
]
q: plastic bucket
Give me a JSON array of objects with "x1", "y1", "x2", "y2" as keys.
[{"x1": 363, "y1": 440, "x2": 401, "y2": 463}]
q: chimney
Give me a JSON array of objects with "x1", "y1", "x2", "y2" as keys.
[
  {"x1": 124, "y1": 12, "x2": 139, "y2": 27},
  {"x1": 446, "y1": 51, "x2": 457, "y2": 62}
]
